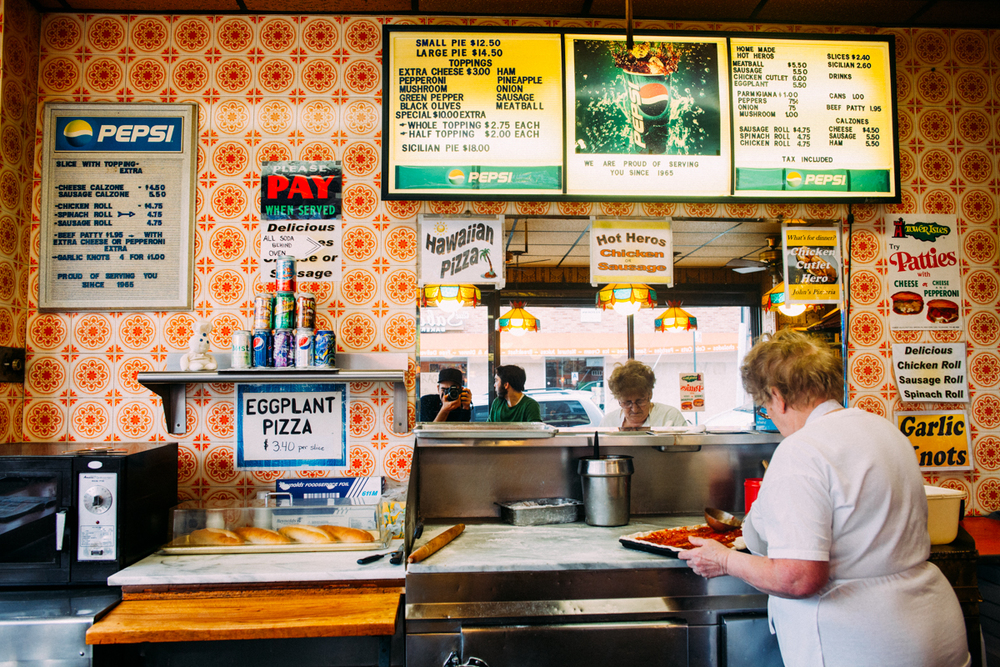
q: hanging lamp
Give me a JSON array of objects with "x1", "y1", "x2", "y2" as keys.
[
  {"x1": 596, "y1": 283, "x2": 657, "y2": 316},
  {"x1": 497, "y1": 301, "x2": 540, "y2": 337},
  {"x1": 421, "y1": 284, "x2": 481, "y2": 313},
  {"x1": 762, "y1": 282, "x2": 807, "y2": 317},
  {"x1": 654, "y1": 301, "x2": 698, "y2": 331}
]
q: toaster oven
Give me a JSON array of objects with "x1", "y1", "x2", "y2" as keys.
[{"x1": 0, "y1": 442, "x2": 177, "y2": 587}]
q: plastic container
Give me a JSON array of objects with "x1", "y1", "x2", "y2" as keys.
[
  {"x1": 577, "y1": 455, "x2": 634, "y2": 527},
  {"x1": 924, "y1": 485, "x2": 966, "y2": 545},
  {"x1": 744, "y1": 478, "x2": 762, "y2": 513}
]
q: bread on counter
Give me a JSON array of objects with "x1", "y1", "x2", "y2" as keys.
[
  {"x1": 278, "y1": 524, "x2": 334, "y2": 543},
  {"x1": 320, "y1": 525, "x2": 375, "y2": 543},
  {"x1": 189, "y1": 528, "x2": 244, "y2": 546},
  {"x1": 234, "y1": 527, "x2": 293, "y2": 544}
]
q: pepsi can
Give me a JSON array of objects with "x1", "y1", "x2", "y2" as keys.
[
  {"x1": 273, "y1": 328, "x2": 295, "y2": 368},
  {"x1": 252, "y1": 329, "x2": 273, "y2": 368},
  {"x1": 274, "y1": 292, "x2": 296, "y2": 330},
  {"x1": 231, "y1": 330, "x2": 252, "y2": 369},
  {"x1": 314, "y1": 330, "x2": 336, "y2": 367},
  {"x1": 296, "y1": 293, "x2": 316, "y2": 329},
  {"x1": 295, "y1": 328, "x2": 314, "y2": 368},
  {"x1": 253, "y1": 293, "x2": 274, "y2": 330},
  {"x1": 276, "y1": 256, "x2": 296, "y2": 293}
]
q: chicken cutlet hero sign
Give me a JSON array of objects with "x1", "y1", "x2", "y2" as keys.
[{"x1": 236, "y1": 383, "x2": 347, "y2": 470}]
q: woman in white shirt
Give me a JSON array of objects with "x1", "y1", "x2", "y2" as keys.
[
  {"x1": 598, "y1": 359, "x2": 686, "y2": 431},
  {"x1": 679, "y1": 330, "x2": 970, "y2": 667}
]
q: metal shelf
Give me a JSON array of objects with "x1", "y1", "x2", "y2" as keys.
[{"x1": 138, "y1": 370, "x2": 407, "y2": 435}]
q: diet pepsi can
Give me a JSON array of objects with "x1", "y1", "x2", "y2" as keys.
[
  {"x1": 253, "y1": 293, "x2": 274, "y2": 330},
  {"x1": 252, "y1": 329, "x2": 273, "y2": 368},
  {"x1": 296, "y1": 293, "x2": 316, "y2": 329},
  {"x1": 231, "y1": 330, "x2": 252, "y2": 369},
  {"x1": 273, "y1": 328, "x2": 295, "y2": 368},
  {"x1": 274, "y1": 292, "x2": 296, "y2": 330},
  {"x1": 314, "y1": 330, "x2": 336, "y2": 367},
  {"x1": 276, "y1": 256, "x2": 296, "y2": 293},
  {"x1": 295, "y1": 328, "x2": 314, "y2": 368}
]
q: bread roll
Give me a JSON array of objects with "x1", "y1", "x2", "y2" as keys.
[
  {"x1": 278, "y1": 524, "x2": 333, "y2": 543},
  {"x1": 320, "y1": 525, "x2": 375, "y2": 543},
  {"x1": 235, "y1": 527, "x2": 292, "y2": 545},
  {"x1": 189, "y1": 528, "x2": 243, "y2": 546}
]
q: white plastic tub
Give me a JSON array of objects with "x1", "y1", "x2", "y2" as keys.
[{"x1": 924, "y1": 485, "x2": 966, "y2": 545}]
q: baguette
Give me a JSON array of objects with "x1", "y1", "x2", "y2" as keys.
[
  {"x1": 278, "y1": 524, "x2": 333, "y2": 543},
  {"x1": 234, "y1": 527, "x2": 292, "y2": 545},
  {"x1": 189, "y1": 528, "x2": 243, "y2": 546},
  {"x1": 320, "y1": 525, "x2": 375, "y2": 543}
]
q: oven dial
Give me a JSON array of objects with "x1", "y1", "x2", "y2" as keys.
[{"x1": 83, "y1": 486, "x2": 113, "y2": 514}]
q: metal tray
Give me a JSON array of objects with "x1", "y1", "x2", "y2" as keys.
[
  {"x1": 414, "y1": 422, "x2": 558, "y2": 439},
  {"x1": 619, "y1": 524, "x2": 746, "y2": 558},
  {"x1": 496, "y1": 498, "x2": 583, "y2": 526}
]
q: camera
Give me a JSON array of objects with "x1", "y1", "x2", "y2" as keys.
[{"x1": 446, "y1": 386, "x2": 462, "y2": 401}]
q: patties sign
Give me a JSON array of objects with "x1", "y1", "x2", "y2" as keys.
[{"x1": 887, "y1": 214, "x2": 963, "y2": 332}]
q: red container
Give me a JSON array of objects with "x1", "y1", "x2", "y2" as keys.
[{"x1": 744, "y1": 478, "x2": 762, "y2": 513}]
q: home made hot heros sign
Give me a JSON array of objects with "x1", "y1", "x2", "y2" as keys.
[
  {"x1": 896, "y1": 410, "x2": 972, "y2": 472},
  {"x1": 236, "y1": 383, "x2": 347, "y2": 470}
]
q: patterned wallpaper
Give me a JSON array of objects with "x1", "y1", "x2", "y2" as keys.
[{"x1": 0, "y1": 11, "x2": 997, "y2": 510}]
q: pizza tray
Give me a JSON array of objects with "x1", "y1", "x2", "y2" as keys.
[{"x1": 619, "y1": 524, "x2": 745, "y2": 558}]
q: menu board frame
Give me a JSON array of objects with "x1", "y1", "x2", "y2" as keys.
[
  {"x1": 39, "y1": 102, "x2": 197, "y2": 311},
  {"x1": 382, "y1": 26, "x2": 899, "y2": 204}
]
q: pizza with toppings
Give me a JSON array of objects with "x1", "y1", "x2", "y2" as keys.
[{"x1": 619, "y1": 523, "x2": 745, "y2": 555}]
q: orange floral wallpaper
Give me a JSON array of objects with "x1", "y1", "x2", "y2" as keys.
[{"x1": 0, "y1": 9, "x2": 996, "y2": 510}]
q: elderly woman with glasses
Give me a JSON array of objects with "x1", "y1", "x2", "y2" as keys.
[{"x1": 599, "y1": 359, "x2": 686, "y2": 431}]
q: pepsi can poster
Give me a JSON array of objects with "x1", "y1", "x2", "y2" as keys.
[
  {"x1": 731, "y1": 38, "x2": 896, "y2": 199},
  {"x1": 236, "y1": 383, "x2": 347, "y2": 469},
  {"x1": 887, "y1": 215, "x2": 963, "y2": 332},
  {"x1": 385, "y1": 30, "x2": 564, "y2": 197},
  {"x1": 39, "y1": 103, "x2": 197, "y2": 311},
  {"x1": 564, "y1": 34, "x2": 731, "y2": 198}
]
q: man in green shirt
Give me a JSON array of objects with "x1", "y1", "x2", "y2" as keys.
[{"x1": 488, "y1": 365, "x2": 542, "y2": 422}]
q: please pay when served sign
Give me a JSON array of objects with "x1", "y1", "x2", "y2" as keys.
[{"x1": 236, "y1": 383, "x2": 347, "y2": 470}]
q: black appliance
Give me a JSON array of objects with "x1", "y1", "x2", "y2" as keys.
[{"x1": 0, "y1": 442, "x2": 177, "y2": 587}]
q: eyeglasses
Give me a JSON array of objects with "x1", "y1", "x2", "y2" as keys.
[{"x1": 618, "y1": 398, "x2": 649, "y2": 410}]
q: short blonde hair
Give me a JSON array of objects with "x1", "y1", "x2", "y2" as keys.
[
  {"x1": 607, "y1": 359, "x2": 656, "y2": 400},
  {"x1": 741, "y1": 329, "x2": 843, "y2": 410}
]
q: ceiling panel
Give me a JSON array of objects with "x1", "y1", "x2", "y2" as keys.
[
  {"x1": 419, "y1": 0, "x2": 586, "y2": 16},
  {"x1": 754, "y1": 0, "x2": 929, "y2": 26},
  {"x1": 589, "y1": 0, "x2": 763, "y2": 22},
  {"x1": 68, "y1": 0, "x2": 240, "y2": 9},
  {"x1": 912, "y1": 1, "x2": 1000, "y2": 25}
]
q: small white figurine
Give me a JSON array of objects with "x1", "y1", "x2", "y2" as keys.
[{"x1": 179, "y1": 321, "x2": 217, "y2": 372}]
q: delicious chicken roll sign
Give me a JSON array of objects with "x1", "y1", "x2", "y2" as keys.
[{"x1": 382, "y1": 27, "x2": 899, "y2": 202}]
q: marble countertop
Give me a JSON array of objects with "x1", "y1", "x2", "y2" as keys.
[
  {"x1": 408, "y1": 515, "x2": 708, "y2": 574},
  {"x1": 108, "y1": 540, "x2": 405, "y2": 587}
]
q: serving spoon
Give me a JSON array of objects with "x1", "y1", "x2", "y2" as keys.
[{"x1": 705, "y1": 507, "x2": 743, "y2": 533}]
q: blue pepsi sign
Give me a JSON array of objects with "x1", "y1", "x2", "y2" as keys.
[{"x1": 54, "y1": 117, "x2": 184, "y2": 152}]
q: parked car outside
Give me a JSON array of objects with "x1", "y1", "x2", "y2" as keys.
[
  {"x1": 470, "y1": 389, "x2": 604, "y2": 427},
  {"x1": 703, "y1": 402, "x2": 756, "y2": 430}
]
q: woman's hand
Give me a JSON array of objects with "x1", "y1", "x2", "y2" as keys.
[{"x1": 678, "y1": 536, "x2": 732, "y2": 578}]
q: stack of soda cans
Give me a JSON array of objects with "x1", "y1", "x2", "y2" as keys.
[{"x1": 231, "y1": 257, "x2": 336, "y2": 369}]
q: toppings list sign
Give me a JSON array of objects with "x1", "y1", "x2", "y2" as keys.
[
  {"x1": 383, "y1": 27, "x2": 898, "y2": 202},
  {"x1": 39, "y1": 103, "x2": 197, "y2": 311}
]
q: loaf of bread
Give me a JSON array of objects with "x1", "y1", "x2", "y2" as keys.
[
  {"x1": 189, "y1": 528, "x2": 243, "y2": 546},
  {"x1": 234, "y1": 527, "x2": 292, "y2": 545},
  {"x1": 320, "y1": 525, "x2": 375, "y2": 543},
  {"x1": 278, "y1": 524, "x2": 333, "y2": 543}
]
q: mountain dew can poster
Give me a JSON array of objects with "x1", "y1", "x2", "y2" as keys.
[
  {"x1": 564, "y1": 35, "x2": 731, "y2": 198},
  {"x1": 386, "y1": 32, "x2": 564, "y2": 196}
]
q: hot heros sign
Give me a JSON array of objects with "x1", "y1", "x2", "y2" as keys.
[
  {"x1": 418, "y1": 215, "x2": 504, "y2": 286},
  {"x1": 896, "y1": 410, "x2": 972, "y2": 472},
  {"x1": 236, "y1": 383, "x2": 347, "y2": 470},
  {"x1": 261, "y1": 161, "x2": 341, "y2": 221},
  {"x1": 887, "y1": 214, "x2": 962, "y2": 332}
]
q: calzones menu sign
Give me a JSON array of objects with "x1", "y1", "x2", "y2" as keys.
[
  {"x1": 39, "y1": 103, "x2": 196, "y2": 311},
  {"x1": 887, "y1": 215, "x2": 962, "y2": 331},
  {"x1": 590, "y1": 218, "x2": 673, "y2": 285},
  {"x1": 418, "y1": 215, "x2": 504, "y2": 287},
  {"x1": 236, "y1": 383, "x2": 347, "y2": 469},
  {"x1": 386, "y1": 32, "x2": 564, "y2": 195}
]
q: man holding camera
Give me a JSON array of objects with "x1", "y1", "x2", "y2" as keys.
[{"x1": 420, "y1": 368, "x2": 472, "y2": 422}]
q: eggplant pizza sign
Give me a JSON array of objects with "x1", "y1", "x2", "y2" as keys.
[{"x1": 236, "y1": 383, "x2": 347, "y2": 470}]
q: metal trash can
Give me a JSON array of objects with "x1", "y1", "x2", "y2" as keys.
[{"x1": 577, "y1": 455, "x2": 635, "y2": 526}]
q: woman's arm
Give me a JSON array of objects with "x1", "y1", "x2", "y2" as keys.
[{"x1": 679, "y1": 536, "x2": 829, "y2": 599}]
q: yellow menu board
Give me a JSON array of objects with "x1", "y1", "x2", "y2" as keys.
[
  {"x1": 731, "y1": 38, "x2": 896, "y2": 198},
  {"x1": 386, "y1": 32, "x2": 564, "y2": 196},
  {"x1": 564, "y1": 35, "x2": 731, "y2": 198}
]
